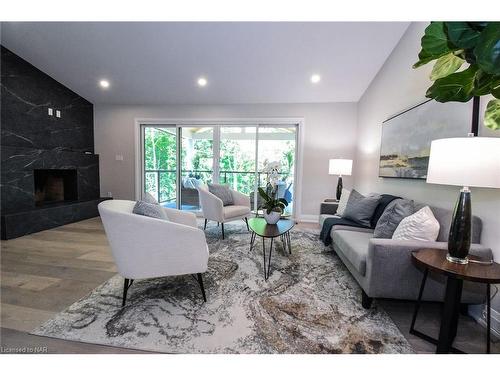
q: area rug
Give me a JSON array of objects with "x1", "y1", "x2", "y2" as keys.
[{"x1": 32, "y1": 222, "x2": 413, "y2": 353}]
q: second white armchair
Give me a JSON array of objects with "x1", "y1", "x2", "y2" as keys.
[{"x1": 197, "y1": 186, "x2": 251, "y2": 239}]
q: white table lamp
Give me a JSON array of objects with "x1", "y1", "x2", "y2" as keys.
[
  {"x1": 329, "y1": 159, "x2": 353, "y2": 200},
  {"x1": 426, "y1": 136, "x2": 500, "y2": 264}
]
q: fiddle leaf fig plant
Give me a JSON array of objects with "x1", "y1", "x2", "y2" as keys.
[{"x1": 414, "y1": 22, "x2": 500, "y2": 130}]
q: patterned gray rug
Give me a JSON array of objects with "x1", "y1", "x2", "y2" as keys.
[{"x1": 32, "y1": 222, "x2": 413, "y2": 353}]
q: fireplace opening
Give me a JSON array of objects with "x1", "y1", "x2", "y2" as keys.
[{"x1": 34, "y1": 169, "x2": 78, "y2": 206}]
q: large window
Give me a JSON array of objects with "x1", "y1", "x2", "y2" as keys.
[{"x1": 141, "y1": 123, "x2": 298, "y2": 215}]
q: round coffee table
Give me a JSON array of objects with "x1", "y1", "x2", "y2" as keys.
[{"x1": 247, "y1": 217, "x2": 295, "y2": 280}]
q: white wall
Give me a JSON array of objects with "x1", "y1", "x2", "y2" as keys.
[
  {"x1": 354, "y1": 23, "x2": 500, "y2": 318},
  {"x1": 94, "y1": 103, "x2": 358, "y2": 219}
]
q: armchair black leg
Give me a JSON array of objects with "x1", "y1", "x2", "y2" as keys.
[
  {"x1": 122, "y1": 278, "x2": 134, "y2": 307},
  {"x1": 221, "y1": 223, "x2": 225, "y2": 239},
  {"x1": 196, "y1": 273, "x2": 207, "y2": 302},
  {"x1": 361, "y1": 289, "x2": 373, "y2": 309},
  {"x1": 244, "y1": 217, "x2": 249, "y2": 231},
  {"x1": 204, "y1": 219, "x2": 207, "y2": 230}
]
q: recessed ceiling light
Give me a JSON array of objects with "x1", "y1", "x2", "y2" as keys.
[
  {"x1": 99, "y1": 80, "x2": 110, "y2": 89},
  {"x1": 310, "y1": 74, "x2": 321, "y2": 84},
  {"x1": 197, "y1": 77, "x2": 207, "y2": 87}
]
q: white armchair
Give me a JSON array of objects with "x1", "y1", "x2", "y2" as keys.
[
  {"x1": 197, "y1": 186, "x2": 251, "y2": 239},
  {"x1": 98, "y1": 200, "x2": 209, "y2": 306}
]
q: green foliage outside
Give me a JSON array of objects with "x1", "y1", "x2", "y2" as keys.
[{"x1": 144, "y1": 128, "x2": 296, "y2": 204}]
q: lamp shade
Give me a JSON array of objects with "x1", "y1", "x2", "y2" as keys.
[
  {"x1": 329, "y1": 159, "x2": 352, "y2": 176},
  {"x1": 426, "y1": 137, "x2": 500, "y2": 188}
]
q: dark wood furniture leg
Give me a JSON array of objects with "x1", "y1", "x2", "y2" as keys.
[
  {"x1": 204, "y1": 219, "x2": 207, "y2": 230},
  {"x1": 196, "y1": 273, "x2": 207, "y2": 302},
  {"x1": 122, "y1": 278, "x2": 134, "y2": 307},
  {"x1": 436, "y1": 277, "x2": 463, "y2": 353},
  {"x1": 244, "y1": 217, "x2": 249, "y2": 231},
  {"x1": 221, "y1": 223, "x2": 225, "y2": 239},
  {"x1": 361, "y1": 289, "x2": 373, "y2": 309},
  {"x1": 487, "y1": 283, "x2": 491, "y2": 354}
]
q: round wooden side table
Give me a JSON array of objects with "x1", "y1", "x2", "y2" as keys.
[{"x1": 410, "y1": 248, "x2": 500, "y2": 354}]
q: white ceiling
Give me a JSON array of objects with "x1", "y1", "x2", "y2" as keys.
[{"x1": 1, "y1": 22, "x2": 409, "y2": 105}]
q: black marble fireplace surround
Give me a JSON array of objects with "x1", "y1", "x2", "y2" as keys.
[{"x1": 1, "y1": 46, "x2": 106, "y2": 239}]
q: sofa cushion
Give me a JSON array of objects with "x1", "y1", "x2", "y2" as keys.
[
  {"x1": 332, "y1": 230, "x2": 373, "y2": 276},
  {"x1": 342, "y1": 189, "x2": 381, "y2": 227},
  {"x1": 393, "y1": 206, "x2": 440, "y2": 241},
  {"x1": 373, "y1": 199, "x2": 414, "y2": 238},
  {"x1": 208, "y1": 183, "x2": 234, "y2": 206},
  {"x1": 223, "y1": 205, "x2": 250, "y2": 219},
  {"x1": 370, "y1": 194, "x2": 401, "y2": 228},
  {"x1": 336, "y1": 189, "x2": 350, "y2": 216}
]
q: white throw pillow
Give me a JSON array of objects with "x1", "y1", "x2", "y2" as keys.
[
  {"x1": 336, "y1": 189, "x2": 351, "y2": 216},
  {"x1": 392, "y1": 206, "x2": 440, "y2": 241}
]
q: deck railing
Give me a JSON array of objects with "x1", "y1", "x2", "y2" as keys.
[{"x1": 144, "y1": 169, "x2": 289, "y2": 203}]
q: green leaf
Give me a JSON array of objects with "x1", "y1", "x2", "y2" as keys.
[
  {"x1": 426, "y1": 65, "x2": 478, "y2": 102},
  {"x1": 278, "y1": 198, "x2": 289, "y2": 207},
  {"x1": 422, "y1": 22, "x2": 455, "y2": 55},
  {"x1": 413, "y1": 48, "x2": 445, "y2": 68},
  {"x1": 258, "y1": 187, "x2": 271, "y2": 202},
  {"x1": 484, "y1": 99, "x2": 500, "y2": 130},
  {"x1": 472, "y1": 70, "x2": 500, "y2": 96},
  {"x1": 445, "y1": 22, "x2": 481, "y2": 49},
  {"x1": 430, "y1": 53, "x2": 464, "y2": 80},
  {"x1": 474, "y1": 22, "x2": 500, "y2": 75},
  {"x1": 492, "y1": 77, "x2": 500, "y2": 99}
]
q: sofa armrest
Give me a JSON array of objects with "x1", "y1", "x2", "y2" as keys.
[
  {"x1": 363, "y1": 238, "x2": 492, "y2": 300},
  {"x1": 162, "y1": 207, "x2": 198, "y2": 228},
  {"x1": 368, "y1": 238, "x2": 493, "y2": 260},
  {"x1": 320, "y1": 202, "x2": 338, "y2": 215},
  {"x1": 197, "y1": 187, "x2": 224, "y2": 222}
]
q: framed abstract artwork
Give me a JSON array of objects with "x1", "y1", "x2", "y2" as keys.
[{"x1": 379, "y1": 99, "x2": 473, "y2": 179}]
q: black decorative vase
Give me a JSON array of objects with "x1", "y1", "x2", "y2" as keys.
[
  {"x1": 447, "y1": 187, "x2": 471, "y2": 264},
  {"x1": 336, "y1": 176, "x2": 343, "y2": 201}
]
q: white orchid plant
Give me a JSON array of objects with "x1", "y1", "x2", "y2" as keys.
[{"x1": 258, "y1": 160, "x2": 288, "y2": 214}]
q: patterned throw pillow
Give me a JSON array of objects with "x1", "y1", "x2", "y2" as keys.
[
  {"x1": 336, "y1": 189, "x2": 351, "y2": 216},
  {"x1": 392, "y1": 206, "x2": 440, "y2": 241},
  {"x1": 341, "y1": 189, "x2": 381, "y2": 227},
  {"x1": 373, "y1": 199, "x2": 414, "y2": 238},
  {"x1": 143, "y1": 192, "x2": 159, "y2": 205},
  {"x1": 133, "y1": 200, "x2": 168, "y2": 220},
  {"x1": 208, "y1": 183, "x2": 234, "y2": 206}
]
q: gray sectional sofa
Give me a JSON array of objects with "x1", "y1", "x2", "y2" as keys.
[{"x1": 320, "y1": 200, "x2": 493, "y2": 308}]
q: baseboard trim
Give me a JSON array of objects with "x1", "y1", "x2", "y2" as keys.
[
  {"x1": 470, "y1": 304, "x2": 500, "y2": 341},
  {"x1": 299, "y1": 214, "x2": 319, "y2": 223}
]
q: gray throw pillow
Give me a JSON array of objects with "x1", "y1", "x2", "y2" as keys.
[
  {"x1": 143, "y1": 192, "x2": 159, "y2": 205},
  {"x1": 133, "y1": 200, "x2": 168, "y2": 220},
  {"x1": 342, "y1": 189, "x2": 381, "y2": 227},
  {"x1": 373, "y1": 199, "x2": 415, "y2": 238},
  {"x1": 208, "y1": 183, "x2": 234, "y2": 206}
]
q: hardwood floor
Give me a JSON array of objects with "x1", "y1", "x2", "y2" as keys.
[{"x1": 0, "y1": 218, "x2": 497, "y2": 353}]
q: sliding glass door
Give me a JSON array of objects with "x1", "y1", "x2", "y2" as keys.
[
  {"x1": 180, "y1": 126, "x2": 214, "y2": 211},
  {"x1": 257, "y1": 126, "x2": 296, "y2": 214},
  {"x1": 141, "y1": 123, "x2": 298, "y2": 215},
  {"x1": 142, "y1": 125, "x2": 177, "y2": 207}
]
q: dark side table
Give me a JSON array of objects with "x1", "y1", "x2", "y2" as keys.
[
  {"x1": 410, "y1": 248, "x2": 500, "y2": 354},
  {"x1": 248, "y1": 217, "x2": 294, "y2": 280}
]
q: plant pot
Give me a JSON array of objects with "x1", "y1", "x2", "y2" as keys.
[{"x1": 263, "y1": 210, "x2": 281, "y2": 225}]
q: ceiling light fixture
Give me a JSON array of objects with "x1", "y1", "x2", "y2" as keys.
[
  {"x1": 99, "y1": 80, "x2": 110, "y2": 89},
  {"x1": 197, "y1": 77, "x2": 207, "y2": 87},
  {"x1": 310, "y1": 74, "x2": 321, "y2": 84}
]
